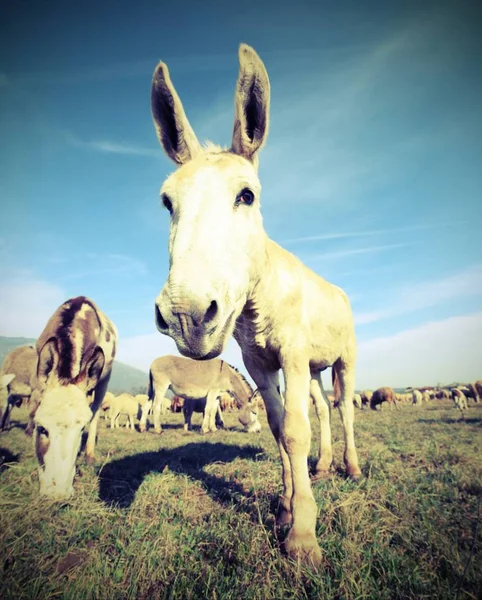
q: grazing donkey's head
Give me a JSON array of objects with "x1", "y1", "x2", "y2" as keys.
[
  {"x1": 152, "y1": 44, "x2": 270, "y2": 359},
  {"x1": 33, "y1": 339, "x2": 104, "y2": 499}
]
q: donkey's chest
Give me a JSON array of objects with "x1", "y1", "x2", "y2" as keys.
[{"x1": 234, "y1": 317, "x2": 281, "y2": 370}]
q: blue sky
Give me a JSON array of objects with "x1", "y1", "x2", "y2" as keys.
[{"x1": 1, "y1": 0, "x2": 481, "y2": 388}]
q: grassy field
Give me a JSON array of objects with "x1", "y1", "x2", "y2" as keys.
[{"x1": 0, "y1": 400, "x2": 480, "y2": 599}]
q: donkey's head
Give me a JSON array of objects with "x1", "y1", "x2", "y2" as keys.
[
  {"x1": 152, "y1": 44, "x2": 270, "y2": 359},
  {"x1": 33, "y1": 339, "x2": 104, "y2": 500}
]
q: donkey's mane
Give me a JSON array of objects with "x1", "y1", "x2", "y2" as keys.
[
  {"x1": 224, "y1": 361, "x2": 254, "y2": 396},
  {"x1": 203, "y1": 141, "x2": 225, "y2": 153}
]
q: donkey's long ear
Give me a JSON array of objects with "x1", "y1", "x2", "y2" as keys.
[
  {"x1": 0, "y1": 373, "x2": 15, "y2": 389},
  {"x1": 37, "y1": 338, "x2": 59, "y2": 389},
  {"x1": 231, "y1": 44, "x2": 270, "y2": 164},
  {"x1": 81, "y1": 348, "x2": 105, "y2": 395},
  {"x1": 151, "y1": 61, "x2": 202, "y2": 165}
]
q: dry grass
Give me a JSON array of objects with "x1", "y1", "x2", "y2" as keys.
[{"x1": 0, "y1": 400, "x2": 481, "y2": 599}]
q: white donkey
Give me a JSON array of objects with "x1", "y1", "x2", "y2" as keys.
[
  {"x1": 150, "y1": 44, "x2": 361, "y2": 568},
  {"x1": 29, "y1": 296, "x2": 117, "y2": 499}
]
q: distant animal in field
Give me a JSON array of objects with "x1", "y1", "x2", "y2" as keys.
[
  {"x1": 370, "y1": 387, "x2": 399, "y2": 411},
  {"x1": 360, "y1": 390, "x2": 373, "y2": 407},
  {"x1": 0, "y1": 373, "x2": 16, "y2": 422},
  {"x1": 474, "y1": 380, "x2": 482, "y2": 402},
  {"x1": 219, "y1": 391, "x2": 235, "y2": 412},
  {"x1": 452, "y1": 388, "x2": 468, "y2": 412},
  {"x1": 353, "y1": 394, "x2": 362, "y2": 409},
  {"x1": 156, "y1": 396, "x2": 172, "y2": 415},
  {"x1": 0, "y1": 346, "x2": 38, "y2": 431},
  {"x1": 412, "y1": 390, "x2": 423, "y2": 407},
  {"x1": 109, "y1": 393, "x2": 142, "y2": 429},
  {"x1": 183, "y1": 397, "x2": 225, "y2": 432},
  {"x1": 99, "y1": 391, "x2": 116, "y2": 419},
  {"x1": 238, "y1": 391, "x2": 262, "y2": 432},
  {"x1": 135, "y1": 393, "x2": 150, "y2": 407},
  {"x1": 171, "y1": 395, "x2": 184, "y2": 413},
  {"x1": 28, "y1": 296, "x2": 117, "y2": 500},
  {"x1": 459, "y1": 384, "x2": 480, "y2": 404},
  {"x1": 435, "y1": 389, "x2": 451, "y2": 400},
  {"x1": 140, "y1": 355, "x2": 259, "y2": 434},
  {"x1": 421, "y1": 391, "x2": 431, "y2": 403}
]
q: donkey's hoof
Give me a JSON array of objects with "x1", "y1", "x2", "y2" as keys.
[
  {"x1": 276, "y1": 507, "x2": 292, "y2": 527},
  {"x1": 85, "y1": 455, "x2": 95, "y2": 467},
  {"x1": 284, "y1": 531, "x2": 322, "y2": 568},
  {"x1": 311, "y1": 469, "x2": 331, "y2": 482},
  {"x1": 345, "y1": 465, "x2": 362, "y2": 481}
]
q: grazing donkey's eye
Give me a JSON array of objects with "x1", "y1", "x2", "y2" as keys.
[
  {"x1": 36, "y1": 425, "x2": 49, "y2": 438},
  {"x1": 161, "y1": 194, "x2": 173, "y2": 214},
  {"x1": 235, "y1": 188, "x2": 255, "y2": 207}
]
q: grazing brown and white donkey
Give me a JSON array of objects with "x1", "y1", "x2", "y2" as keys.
[
  {"x1": 150, "y1": 44, "x2": 361, "y2": 567},
  {"x1": 140, "y1": 354, "x2": 259, "y2": 434},
  {"x1": 29, "y1": 296, "x2": 117, "y2": 499}
]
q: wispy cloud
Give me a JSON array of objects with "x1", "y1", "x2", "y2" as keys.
[
  {"x1": 66, "y1": 133, "x2": 159, "y2": 158},
  {"x1": 281, "y1": 221, "x2": 469, "y2": 245},
  {"x1": 2, "y1": 48, "x2": 334, "y2": 89},
  {"x1": 0, "y1": 276, "x2": 66, "y2": 337},
  {"x1": 3, "y1": 60, "x2": 155, "y2": 87},
  {"x1": 61, "y1": 253, "x2": 148, "y2": 281},
  {"x1": 305, "y1": 242, "x2": 416, "y2": 262},
  {"x1": 355, "y1": 263, "x2": 482, "y2": 325},
  {"x1": 357, "y1": 311, "x2": 482, "y2": 389}
]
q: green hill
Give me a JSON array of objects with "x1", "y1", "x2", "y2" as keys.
[{"x1": 0, "y1": 337, "x2": 148, "y2": 395}]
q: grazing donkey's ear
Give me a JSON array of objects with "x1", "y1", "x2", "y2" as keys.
[
  {"x1": 81, "y1": 348, "x2": 105, "y2": 395},
  {"x1": 37, "y1": 338, "x2": 59, "y2": 388},
  {"x1": 151, "y1": 61, "x2": 201, "y2": 165},
  {"x1": 0, "y1": 373, "x2": 15, "y2": 389},
  {"x1": 231, "y1": 44, "x2": 270, "y2": 165}
]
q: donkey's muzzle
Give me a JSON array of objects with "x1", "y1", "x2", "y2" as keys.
[
  {"x1": 155, "y1": 304, "x2": 169, "y2": 333},
  {"x1": 155, "y1": 298, "x2": 219, "y2": 333},
  {"x1": 154, "y1": 295, "x2": 224, "y2": 359}
]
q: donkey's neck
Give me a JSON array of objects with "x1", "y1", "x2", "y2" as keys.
[
  {"x1": 234, "y1": 236, "x2": 302, "y2": 362},
  {"x1": 225, "y1": 364, "x2": 252, "y2": 406},
  {"x1": 248, "y1": 236, "x2": 302, "y2": 308}
]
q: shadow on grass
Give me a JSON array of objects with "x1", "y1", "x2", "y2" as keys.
[
  {"x1": 0, "y1": 420, "x2": 28, "y2": 433},
  {"x1": 0, "y1": 447, "x2": 20, "y2": 473},
  {"x1": 98, "y1": 442, "x2": 265, "y2": 511},
  {"x1": 419, "y1": 417, "x2": 482, "y2": 425}
]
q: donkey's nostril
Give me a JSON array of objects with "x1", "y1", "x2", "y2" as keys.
[
  {"x1": 204, "y1": 300, "x2": 218, "y2": 324},
  {"x1": 155, "y1": 304, "x2": 169, "y2": 331}
]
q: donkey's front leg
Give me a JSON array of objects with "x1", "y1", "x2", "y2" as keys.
[
  {"x1": 139, "y1": 400, "x2": 152, "y2": 433},
  {"x1": 151, "y1": 394, "x2": 164, "y2": 434},
  {"x1": 86, "y1": 409, "x2": 101, "y2": 465},
  {"x1": 334, "y1": 360, "x2": 361, "y2": 479},
  {"x1": 282, "y1": 358, "x2": 322, "y2": 568},
  {"x1": 183, "y1": 402, "x2": 193, "y2": 431},
  {"x1": 202, "y1": 391, "x2": 219, "y2": 434},
  {"x1": 310, "y1": 373, "x2": 333, "y2": 479},
  {"x1": 86, "y1": 377, "x2": 110, "y2": 464},
  {"x1": 242, "y1": 355, "x2": 293, "y2": 527}
]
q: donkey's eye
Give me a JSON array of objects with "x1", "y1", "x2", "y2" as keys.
[
  {"x1": 235, "y1": 188, "x2": 255, "y2": 207},
  {"x1": 161, "y1": 194, "x2": 173, "y2": 214},
  {"x1": 36, "y1": 425, "x2": 49, "y2": 438}
]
